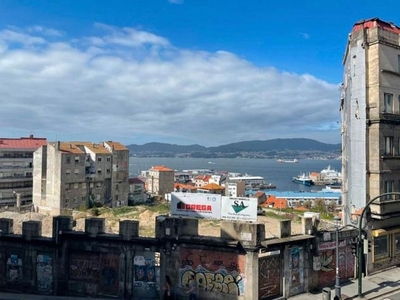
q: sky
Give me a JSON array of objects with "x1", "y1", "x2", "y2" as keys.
[{"x1": 1, "y1": 1, "x2": 399, "y2": 147}]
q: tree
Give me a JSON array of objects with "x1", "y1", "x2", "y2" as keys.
[{"x1": 313, "y1": 198, "x2": 327, "y2": 214}]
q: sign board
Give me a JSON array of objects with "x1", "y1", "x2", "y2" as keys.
[
  {"x1": 170, "y1": 193, "x2": 221, "y2": 219},
  {"x1": 220, "y1": 196, "x2": 257, "y2": 222}
]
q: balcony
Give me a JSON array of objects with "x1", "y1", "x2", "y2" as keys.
[{"x1": 370, "y1": 199, "x2": 400, "y2": 219}]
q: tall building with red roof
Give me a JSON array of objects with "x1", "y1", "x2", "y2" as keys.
[
  {"x1": 32, "y1": 141, "x2": 129, "y2": 215},
  {"x1": 0, "y1": 135, "x2": 47, "y2": 207},
  {"x1": 342, "y1": 18, "x2": 400, "y2": 274},
  {"x1": 146, "y1": 165, "x2": 174, "y2": 197}
]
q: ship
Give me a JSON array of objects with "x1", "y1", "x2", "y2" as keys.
[
  {"x1": 277, "y1": 158, "x2": 299, "y2": 163},
  {"x1": 292, "y1": 173, "x2": 314, "y2": 186}
]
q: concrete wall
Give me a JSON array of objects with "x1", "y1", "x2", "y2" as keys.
[{"x1": 0, "y1": 215, "x2": 360, "y2": 299}]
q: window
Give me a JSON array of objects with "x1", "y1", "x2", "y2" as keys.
[
  {"x1": 97, "y1": 168, "x2": 102, "y2": 174},
  {"x1": 106, "y1": 169, "x2": 111, "y2": 174},
  {"x1": 398, "y1": 55, "x2": 400, "y2": 73},
  {"x1": 97, "y1": 157, "x2": 102, "y2": 162},
  {"x1": 395, "y1": 233, "x2": 400, "y2": 254},
  {"x1": 75, "y1": 156, "x2": 80, "y2": 163},
  {"x1": 385, "y1": 136, "x2": 394, "y2": 155},
  {"x1": 384, "y1": 180, "x2": 394, "y2": 200},
  {"x1": 65, "y1": 198, "x2": 70, "y2": 205},
  {"x1": 74, "y1": 169, "x2": 79, "y2": 175},
  {"x1": 107, "y1": 157, "x2": 111, "y2": 162},
  {"x1": 66, "y1": 156, "x2": 71, "y2": 163},
  {"x1": 66, "y1": 170, "x2": 71, "y2": 175},
  {"x1": 373, "y1": 236, "x2": 389, "y2": 261},
  {"x1": 82, "y1": 183, "x2": 86, "y2": 189},
  {"x1": 384, "y1": 93, "x2": 393, "y2": 113},
  {"x1": 74, "y1": 183, "x2": 79, "y2": 189}
]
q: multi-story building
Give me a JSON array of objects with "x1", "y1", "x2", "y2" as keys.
[
  {"x1": 342, "y1": 18, "x2": 400, "y2": 272},
  {"x1": 146, "y1": 165, "x2": 174, "y2": 197},
  {"x1": 224, "y1": 180, "x2": 246, "y2": 197},
  {"x1": 0, "y1": 135, "x2": 47, "y2": 207},
  {"x1": 128, "y1": 177, "x2": 148, "y2": 205},
  {"x1": 33, "y1": 141, "x2": 129, "y2": 215}
]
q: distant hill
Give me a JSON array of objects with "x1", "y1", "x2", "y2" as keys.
[
  {"x1": 126, "y1": 138, "x2": 341, "y2": 154},
  {"x1": 127, "y1": 142, "x2": 206, "y2": 153}
]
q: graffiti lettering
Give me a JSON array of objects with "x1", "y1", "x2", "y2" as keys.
[
  {"x1": 181, "y1": 270, "x2": 242, "y2": 295},
  {"x1": 69, "y1": 258, "x2": 100, "y2": 280}
]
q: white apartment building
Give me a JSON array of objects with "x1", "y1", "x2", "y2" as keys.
[
  {"x1": 342, "y1": 18, "x2": 400, "y2": 273},
  {"x1": 0, "y1": 135, "x2": 47, "y2": 207},
  {"x1": 33, "y1": 141, "x2": 129, "y2": 215}
]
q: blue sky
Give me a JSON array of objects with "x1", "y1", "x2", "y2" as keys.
[{"x1": 0, "y1": 0, "x2": 398, "y2": 146}]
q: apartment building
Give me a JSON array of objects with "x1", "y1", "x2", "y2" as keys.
[
  {"x1": 342, "y1": 18, "x2": 400, "y2": 272},
  {"x1": 33, "y1": 141, "x2": 129, "y2": 215},
  {"x1": 146, "y1": 165, "x2": 174, "y2": 197},
  {"x1": 224, "y1": 180, "x2": 246, "y2": 197},
  {"x1": 0, "y1": 135, "x2": 47, "y2": 207}
]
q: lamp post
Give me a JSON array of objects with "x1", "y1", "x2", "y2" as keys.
[
  {"x1": 334, "y1": 215, "x2": 341, "y2": 299},
  {"x1": 357, "y1": 192, "x2": 400, "y2": 298}
]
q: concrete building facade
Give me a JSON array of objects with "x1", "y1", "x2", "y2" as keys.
[
  {"x1": 0, "y1": 135, "x2": 47, "y2": 207},
  {"x1": 33, "y1": 141, "x2": 129, "y2": 214},
  {"x1": 342, "y1": 18, "x2": 400, "y2": 273},
  {"x1": 146, "y1": 165, "x2": 174, "y2": 197}
]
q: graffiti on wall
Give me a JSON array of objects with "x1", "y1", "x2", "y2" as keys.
[
  {"x1": 6, "y1": 254, "x2": 22, "y2": 283},
  {"x1": 317, "y1": 245, "x2": 355, "y2": 287},
  {"x1": 179, "y1": 248, "x2": 245, "y2": 295},
  {"x1": 99, "y1": 254, "x2": 119, "y2": 295},
  {"x1": 290, "y1": 247, "x2": 303, "y2": 288},
  {"x1": 69, "y1": 252, "x2": 100, "y2": 281},
  {"x1": 37, "y1": 254, "x2": 53, "y2": 292},
  {"x1": 259, "y1": 255, "x2": 281, "y2": 299},
  {"x1": 133, "y1": 252, "x2": 158, "y2": 299}
]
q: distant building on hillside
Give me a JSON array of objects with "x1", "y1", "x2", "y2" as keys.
[
  {"x1": 33, "y1": 141, "x2": 129, "y2": 215},
  {"x1": 146, "y1": 165, "x2": 174, "y2": 197},
  {"x1": 0, "y1": 135, "x2": 47, "y2": 207}
]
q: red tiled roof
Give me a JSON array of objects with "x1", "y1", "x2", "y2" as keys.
[
  {"x1": 353, "y1": 18, "x2": 400, "y2": 34},
  {"x1": 104, "y1": 141, "x2": 128, "y2": 151},
  {"x1": 199, "y1": 183, "x2": 225, "y2": 190},
  {"x1": 254, "y1": 191, "x2": 265, "y2": 197},
  {"x1": 129, "y1": 178, "x2": 145, "y2": 184},
  {"x1": 151, "y1": 165, "x2": 174, "y2": 172},
  {"x1": 0, "y1": 136, "x2": 47, "y2": 149}
]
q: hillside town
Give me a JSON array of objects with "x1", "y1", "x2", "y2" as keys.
[{"x1": 1, "y1": 17, "x2": 400, "y2": 300}]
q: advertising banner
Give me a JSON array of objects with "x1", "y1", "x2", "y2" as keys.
[
  {"x1": 221, "y1": 196, "x2": 257, "y2": 222},
  {"x1": 170, "y1": 192, "x2": 221, "y2": 219}
]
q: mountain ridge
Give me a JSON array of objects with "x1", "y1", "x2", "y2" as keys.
[{"x1": 126, "y1": 138, "x2": 341, "y2": 154}]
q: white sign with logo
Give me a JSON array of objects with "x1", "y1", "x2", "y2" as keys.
[
  {"x1": 170, "y1": 192, "x2": 221, "y2": 219},
  {"x1": 220, "y1": 196, "x2": 257, "y2": 222}
]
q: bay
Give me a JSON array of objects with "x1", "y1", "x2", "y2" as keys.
[{"x1": 129, "y1": 157, "x2": 342, "y2": 192}]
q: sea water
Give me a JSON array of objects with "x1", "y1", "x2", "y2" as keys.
[{"x1": 129, "y1": 157, "x2": 341, "y2": 192}]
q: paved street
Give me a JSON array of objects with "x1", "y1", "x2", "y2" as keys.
[{"x1": 290, "y1": 266, "x2": 400, "y2": 300}]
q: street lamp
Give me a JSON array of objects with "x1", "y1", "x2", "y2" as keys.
[
  {"x1": 334, "y1": 215, "x2": 341, "y2": 299},
  {"x1": 357, "y1": 192, "x2": 400, "y2": 298}
]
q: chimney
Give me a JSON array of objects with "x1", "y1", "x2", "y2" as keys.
[{"x1": 30, "y1": 134, "x2": 34, "y2": 138}]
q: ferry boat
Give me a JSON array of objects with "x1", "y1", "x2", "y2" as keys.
[
  {"x1": 292, "y1": 173, "x2": 313, "y2": 186},
  {"x1": 277, "y1": 158, "x2": 299, "y2": 163}
]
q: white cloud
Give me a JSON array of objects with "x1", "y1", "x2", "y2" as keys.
[
  {"x1": 168, "y1": 0, "x2": 184, "y2": 4},
  {"x1": 299, "y1": 32, "x2": 310, "y2": 39},
  {"x1": 0, "y1": 25, "x2": 340, "y2": 146},
  {"x1": 26, "y1": 25, "x2": 63, "y2": 36}
]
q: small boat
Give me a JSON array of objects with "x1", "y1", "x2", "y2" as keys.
[
  {"x1": 292, "y1": 173, "x2": 313, "y2": 186},
  {"x1": 277, "y1": 158, "x2": 299, "y2": 163}
]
